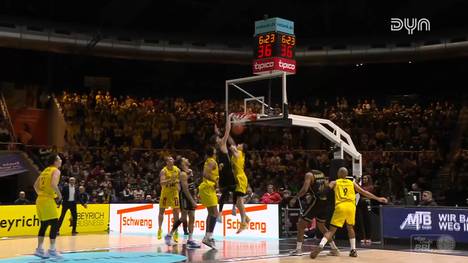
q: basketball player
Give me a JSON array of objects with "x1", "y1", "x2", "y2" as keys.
[
  {"x1": 164, "y1": 157, "x2": 200, "y2": 248},
  {"x1": 310, "y1": 167, "x2": 387, "y2": 258},
  {"x1": 288, "y1": 170, "x2": 340, "y2": 256},
  {"x1": 157, "y1": 156, "x2": 181, "y2": 243},
  {"x1": 229, "y1": 142, "x2": 251, "y2": 234},
  {"x1": 213, "y1": 114, "x2": 237, "y2": 221},
  {"x1": 199, "y1": 146, "x2": 220, "y2": 249},
  {"x1": 33, "y1": 153, "x2": 63, "y2": 259}
]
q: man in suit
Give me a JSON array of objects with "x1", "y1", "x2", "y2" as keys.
[{"x1": 57, "y1": 177, "x2": 88, "y2": 235}]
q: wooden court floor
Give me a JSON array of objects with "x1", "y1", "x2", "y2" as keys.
[{"x1": 0, "y1": 233, "x2": 467, "y2": 262}]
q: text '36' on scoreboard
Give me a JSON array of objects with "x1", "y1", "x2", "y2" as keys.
[{"x1": 253, "y1": 17, "x2": 296, "y2": 75}]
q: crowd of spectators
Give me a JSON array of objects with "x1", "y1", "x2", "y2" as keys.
[{"x1": 42, "y1": 90, "x2": 464, "y2": 206}]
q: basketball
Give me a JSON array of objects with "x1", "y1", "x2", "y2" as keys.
[{"x1": 232, "y1": 123, "x2": 246, "y2": 135}]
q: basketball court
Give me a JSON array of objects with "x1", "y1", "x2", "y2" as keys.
[{"x1": 1, "y1": 233, "x2": 467, "y2": 262}]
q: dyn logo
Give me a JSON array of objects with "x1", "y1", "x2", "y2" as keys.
[
  {"x1": 400, "y1": 211, "x2": 432, "y2": 231},
  {"x1": 390, "y1": 18, "x2": 430, "y2": 35}
]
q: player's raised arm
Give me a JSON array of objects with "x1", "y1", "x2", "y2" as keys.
[{"x1": 353, "y1": 182, "x2": 387, "y2": 203}]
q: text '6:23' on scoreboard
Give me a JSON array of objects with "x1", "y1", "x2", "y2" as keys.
[{"x1": 254, "y1": 32, "x2": 296, "y2": 59}]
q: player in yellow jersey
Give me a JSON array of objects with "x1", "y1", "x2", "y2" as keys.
[
  {"x1": 33, "y1": 153, "x2": 63, "y2": 259},
  {"x1": 310, "y1": 167, "x2": 387, "y2": 259},
  {"x1": 157, "y1": 156, "x2": 181, "y2": 242},
  {"x1": 199, "y1": 146, "x2": 220, "y2": 249},
  {"x1": 230, "y1": 142, "x2": 251, "y2": 234}
]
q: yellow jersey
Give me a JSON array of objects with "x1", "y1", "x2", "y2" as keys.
[
  {"x1": 231, "y1": 150, "x2": 245, "y2": 176},
  {"x1": 203, "y1": 157, "x2": 219, "y2": 186},
  {"x1": 37, "y1": 166, "x2": 59, "y2": 198},
  {"x1": 334, "y1": 178, "x2": 355, "y2": 206},
  {"x1": 161, "y1": 165, "x2": 180, "y2": 191}
]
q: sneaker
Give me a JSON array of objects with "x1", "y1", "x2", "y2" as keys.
[
  {"x1": 349, "y1": 249, "x2": 358, "y2": 257},
  {"x1": 366, "y1": 239, "x2": 372, "y2": 245},
  {"x1": 157, "y1": 229, "x2": 162, "y2": 240},
  {"x1": 236, "y1": 222, "x2": 248, "y2": 234},
  {"x1": 310, "y1": 246, "x2": 323, "y2": 259},
  {"x1": 202, "y1": 236, "x2": 216, "y2": 249},
  {"x1": 183, "y1": 232, "x2": 189, "y2": 236},
  {"x1": 231, "y1": 207, "x2": 237, "y2": 216},
  {"x1": 328, "y1": 248, "x2": 340, "y2": 256},
  {"x1": 216, "y1": 216, "x2": 222, "y2": 223},
  {"x1": 289, "y1": 249, "x2": 303, "y2": 256},
  {"x1": 245, "y1": 216, "x2": 251, "y2": 223},
  {"x1": 187, "y1": 240, "x2": 201, "y2": 249},
  {"x1": 165, "y1": 234, "x2": 175, "y2": 246},
  {"x1": 48, "y1": 249, "x2": 63, "y2": 259},
  {"x1": 34, "y1": 248, "x2": 49, "y2": 259},
  {"x1": 72, "y1": 231, "x2": 78, "y2": 236},
  {"x1": 173, "y1": 231, "x2": 179, "y2": 243}
]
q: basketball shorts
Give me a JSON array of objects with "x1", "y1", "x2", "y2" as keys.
[
  {"x1": 180, "y1": 192, "x2": 196, "y2": 211},
  {"x1": 330, "y1": 202, "x2": 356, "y2": 228},
  {"x1": 198, "y1": 182, "x2": 218, "y2": 208},
  {"x1": 301, "y1": 198, "x2": 328, "y2": 223},
  {"x1": 36, "y1": 196, "x2": 59, "y2": 221},
  {"x1": 159, "y1": 190, "x2": 180, "y2": 209},
  {"x1": 235, "y1": 172, "x2": 248, "y2": 194}
]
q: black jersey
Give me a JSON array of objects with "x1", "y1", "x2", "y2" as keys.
[
  {"x1": 180, "y1": 169, "x2": 196, "y2": 198},
  {"x1": 309, "y1": 170, "x2": 329, "y2": 201},
  {"x1": 218, "y1": 151, "x2": 236, "y2": 188}
]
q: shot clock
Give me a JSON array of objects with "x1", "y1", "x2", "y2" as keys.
[
  {"x1": 254, "y1": 32, "x2": 295, "y2": 60},
  {"x1": 253, "y1": 18, "x2": 296, "y2": 75}
]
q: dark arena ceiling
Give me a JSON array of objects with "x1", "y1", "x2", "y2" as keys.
[{"x1": 1, "y1": 0, "x2": 468, "y2": 42}]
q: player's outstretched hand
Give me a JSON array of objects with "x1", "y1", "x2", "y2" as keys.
[{"x1": 377, "y1": 197, "x2": 388, "y2": 204}]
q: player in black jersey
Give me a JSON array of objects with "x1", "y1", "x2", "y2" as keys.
[
  {"x1": 213, "y1": 114, "x2": 237, "y2": 221},
  {"x1": 164, "y1": 157, "x2": 200, "y2": 248},
  {"x1": 288, "y1": 170, "x2": 340, "y2": 256}
]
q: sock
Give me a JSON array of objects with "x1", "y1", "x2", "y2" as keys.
[
  {"x1": 170, "y1": 219, "x2": 183, "y2": 235},
  {"x1": 329, "y1": 241, "x2": 338, "y2": 250},
  {"x1": 350, "y1": 238, "x2": 356, "y2": 250},
  {"x1": 189, "y1": 233, "x2": 193, "y2": 241},
  {"x1": 205, "y1": 215, "x2": 211, "y2": 235},
  {"x1": 209, "y1": 216, "x2": 217, "y2": 232},
  {"x1": 319, "y1": 237, "x2": 328, "y2": 248},
  {"x1": 296, "y1": 242, "x2": 302, "y2": 250},
  {"x1": 50, "y1": 243, "x2": 56, "y2": 250}
]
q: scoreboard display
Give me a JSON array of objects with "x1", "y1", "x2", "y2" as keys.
[
  {"x1": 253, "y1": 18, "x2": 296, "y2": 75},
  {"x1": 254, "y1": 32, "x2": 296, "y2": 60}
]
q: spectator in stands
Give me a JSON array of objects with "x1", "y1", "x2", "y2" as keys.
[
  {"x1": 78, "y1": 186, "x2": 89, "y2": 208},
  {"x1": 260, "y1": 184, "x2": 282, "y2": 204},
  {"x1": 419, "y1": 191, "x2": 438, "y2": 206},
  {"x1": 244, "y1": 187, "x2": 260, "y2": 204},
  {"x1": 121, "y1": 184, "x2": 134, "y2": 201},
  {"x1": 14, "y1": 191, "x2": 31, "y2": 205}
]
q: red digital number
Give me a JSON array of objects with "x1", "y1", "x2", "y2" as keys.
[
  {"x1": 258, "y1": 44, "x2": 272, "y2": 58},
  {"x1": 281, "y1": 44, "x2": 293, "y2": 58}
]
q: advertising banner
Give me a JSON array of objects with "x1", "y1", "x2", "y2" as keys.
[
  {"x1": 0, "y1": 204, "x2": 109, "y2": 237},
  {"x1": 0, "y1": 153, "x2": 29, "y2": 178},
  {"x1": 109, "y1": 204, "x2": 279, "y2": 238},
  {"x1": 382, "y1": 206, "x2": 468, "y2": 243}
]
